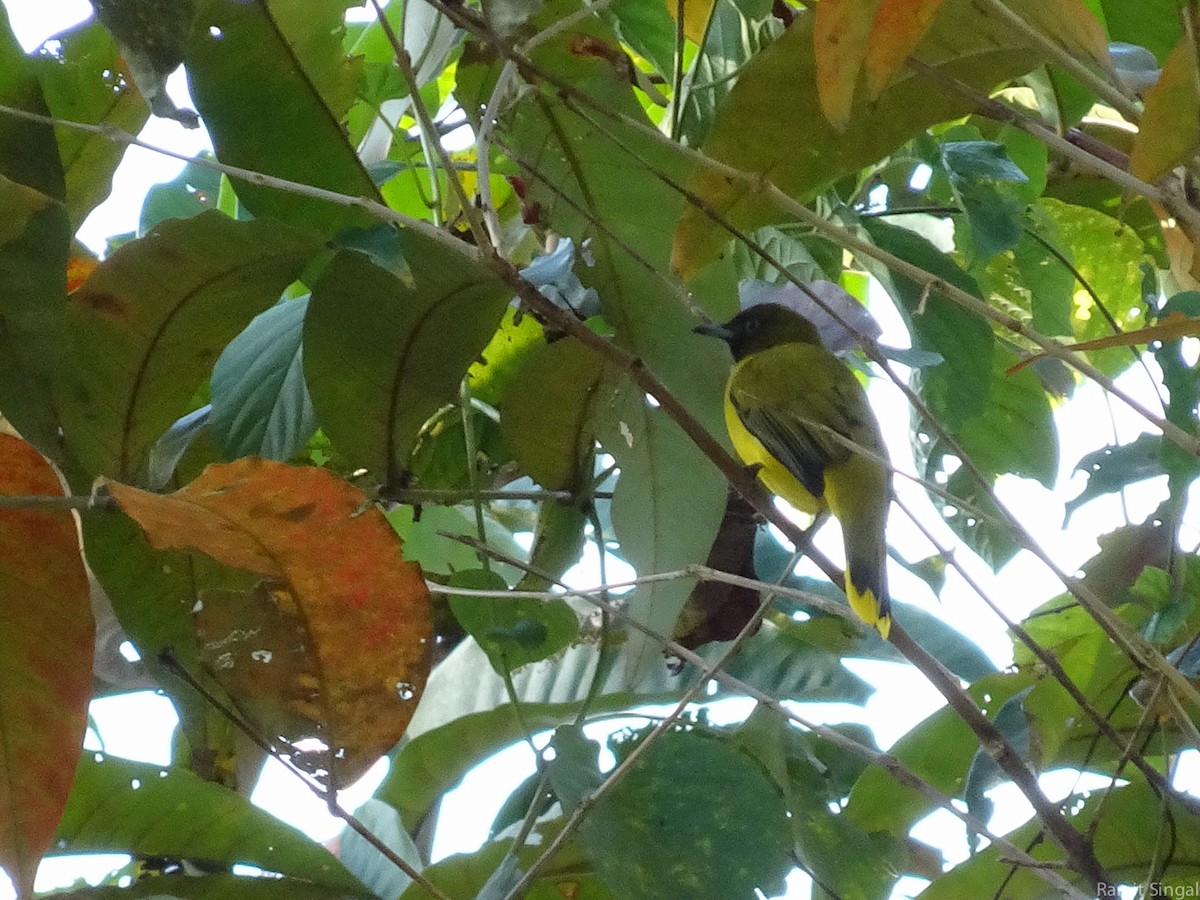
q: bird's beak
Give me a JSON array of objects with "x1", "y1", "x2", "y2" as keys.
[{"x1": 693, "y1": 321, "x2": 733, "y2": 342}]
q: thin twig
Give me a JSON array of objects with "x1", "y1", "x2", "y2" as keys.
[
  {"x1": 453, "y1": 532, "x2": 1090, "y2": 900},
  {"x1": 907, "y1": 57, "x2": 1199, "y2": 236},
  {"x1": 370, "y1": 0, "x2": 489, "y2": 245},
  {"x1": 894, "y1": 496, "x2": 1200, "y2": 817},
  {"x1": 973, "y1": 0, "x2": 1140, "y2": 122},
  {"x1": 157, "y1": 650, "x2": 452, "y2": 900}
]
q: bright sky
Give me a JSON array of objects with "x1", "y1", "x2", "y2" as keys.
[{"x1": 1, "y1": 3, "x2": 1196, "y2": 899}]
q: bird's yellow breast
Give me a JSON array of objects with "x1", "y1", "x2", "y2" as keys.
[{"x1": 722, "y1": 381, "x2": 823, "y2": 516}]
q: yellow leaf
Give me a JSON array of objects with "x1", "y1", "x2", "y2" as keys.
[
  {"x1": 665, "y1": 0, "x2": 717, "y2": 45},
  {"x1": 1131, "y1": 36, "x2": 1200, "y2": 183}
]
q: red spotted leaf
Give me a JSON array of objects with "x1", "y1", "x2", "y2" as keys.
[
  {"x1": 0, "y1": 435, "x2": 93, "y2": 896},
  {"x1": 107, "y1": 459, "x2": 432, "y2": 788}
]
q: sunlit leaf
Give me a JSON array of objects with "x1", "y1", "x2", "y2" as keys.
[
  {"x1": 665, "y1": 0, "x2": 717, "y2": 44},
  {"x1": 107, "y1": 459, "x2": 433, "y2": 787},
  {"x1": 501, "y1": 337, "x2": 607, "y2": 492},
  {"x1": 0, "y1": 435, "x2": 92, "y2": 897},
  {"x1": 814, "y1": 0, "x2": 946, "y2": 128},
  {"x1": 673, "y1": 0, "x2": 1110, "y2": 276},
  {"x1": 1037, "y1": 196, "x2": 1149, "y2": 376},
  {"x1": 55, "y1": 753, "x2": 368, "y2": 895}
]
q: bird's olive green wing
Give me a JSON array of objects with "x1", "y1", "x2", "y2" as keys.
[{"x1": 727, "y1": 344, "x2": 877, "y2": 502}]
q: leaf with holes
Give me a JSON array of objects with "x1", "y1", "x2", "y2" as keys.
[
  {"x1": 55, "y1": 753, "x2": 367, "y2": 895},
  {"x1": 0, "y1": 435, "x2": 92, "y2": 897},
  {"x1": 106, "y1": 459, "x2": 432, "y2": 787}
]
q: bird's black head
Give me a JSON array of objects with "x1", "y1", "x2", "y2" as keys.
[{"x1": 693, "y1": 303, "x2": 823, "y2": 362}]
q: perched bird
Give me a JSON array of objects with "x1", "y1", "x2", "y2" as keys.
[{"x1": 695, "y1": 303, "x2": 892, "y2": 638}]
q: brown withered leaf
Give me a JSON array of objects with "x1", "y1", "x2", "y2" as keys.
[
  {"x1": 107, "y1": 459, "x2": 432, "y2": 788},
  {"x1": 672, "y1": 490, "x2": 762, "y2": 653}
]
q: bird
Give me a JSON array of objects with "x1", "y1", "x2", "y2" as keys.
[{"x1": 695, "y1": 303, "x2": 892, "y2": 638}]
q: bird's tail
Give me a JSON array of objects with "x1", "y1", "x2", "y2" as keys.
[{"x1": 842, "y1": 521, "x2": 891, "y2": 639}]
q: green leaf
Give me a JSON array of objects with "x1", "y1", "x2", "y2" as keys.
[
  {"x1": 210, "y1": 296, "x2": 316, "y2": 461},
  {"x1": 962, "y1": 686, "x2": 1033, "y2": 850},
  {"x1": 139, "y1": 156, "x2": 222, "y2": 234},
  {"x1": 1154, "y1": 291, "x2": 1200, "y2": 494},
  {"x1": 1037, "y1": 196, "x2": 1149, "y2": 376},
  {"x1": 185, "y1": 0, "x2": 380, "y2": 234},
  {"x1": 56, "y1": 754, "x2": 369, "y2": 895},
  {"x1": 382, "y1": 612, "x2": 873, "y2": 831},
  {"x1": 468, "y1": 307, "x2": 547, "y2": 408},
  {"x1": 337, "y1": 799, "x2": 419, "y2": 900},
  {"x1": 546, "y1": 724, "x2": 604, "y2": 811},
  {"x1": 494, "y1": 0, "x2": 732, "y2": 684},
  {"x1": 864, "y1": 219, "x2": 994, "y2": 429},
  {"x1": 1020, "y1": 228, "x2": 1075, "y2": 337},
  {"x1": 501, "y1": 337, "x2": 606, "y2": 491},
  {"x1": 734, "y1": 709, "x2": 900, "y2": 898},
  {"x1": 919, "y1": 781, "x2": 1200, "y2": 898},
  {"x1": 43, "y1": 875, "x2": 363, "y2": 899},
  {"x1": 1064, "y1": 433, "x2": 1163, "y2": 522},
  {"x1": 33, "y1": 20, "x2": 150, "y2": 229},
  {"x1": 676, "y1": 0, "x2": 780, "y2": 148},
  {"x1": 0, "y1": 18, "x2": 69, "y2": 455},
  {"x1": 583, "y1": 729, "x2": 791, "y2": 899},
  {"x1": 517, "y1": 500, "x2": 589, "y2": 593},
  {"x1": 940, "y1": 141, "x2": 1027, "y2": 259},
  {"x1": 56, "y1": 212, "x2": 318, "y2": 486},
  {"x1": 447, "y1": 568, "x2": 580, "y2": 674},
  {"x1": 1101, "y1": 0, "x2": 1180, "y2": 61},
  {"x1": 673, "y1": 0, "x2": 1107, "y2": 276},
  {"x1": 303, "y1": 239, "x2": 510, "y2": 486},
  {"x1": 398, "y1": 819, "x2": 613, "y2": 900},
  {"x1": 845, "y1": 671, "x2": 1036, "y2": 841},
  {"x1": 865, "y1": 220, "x2": 1056, "y2": 567},
  {"x1": 385, "y1": 504, "x2": 526, "y2": 584}
]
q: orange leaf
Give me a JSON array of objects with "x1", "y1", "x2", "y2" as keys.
[
  {"x1": 66, "y1": 254, "x2": 98, "y2": 294},
  {"x1": 813, "y1": 0, "x2": 882, "y2": 128},
  {"x1": 1131, "y1": 35, "x2": 1200, "y2": 184},
  {"x1": 864, "y1": 0, "x2": 947, "y2": 100},
  {"x1": 1007, "y1": 311, "x2": 1200, "y2": 374},
  {"x1": 0, "y1": 435, "x2": 92, "y2": 897},
  {"x1": 107, "y1": 459, "x2": 432, "y2": 787}
]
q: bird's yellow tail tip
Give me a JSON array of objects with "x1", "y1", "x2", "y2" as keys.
[{"x1": 847, "y1": 585, "x2": 891, "y2": 640}]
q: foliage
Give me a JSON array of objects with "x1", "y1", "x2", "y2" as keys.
[{"x1": 0, "y1": 0, "x2": 1199, "y2": 898}]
